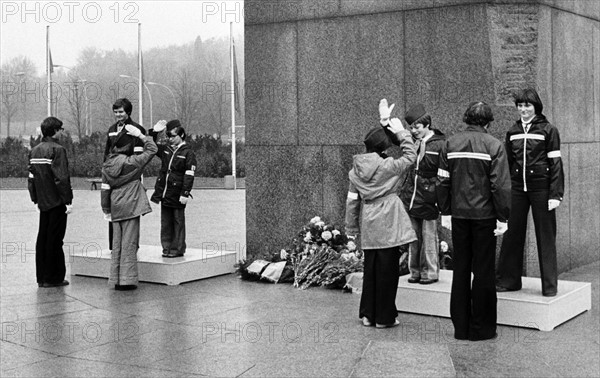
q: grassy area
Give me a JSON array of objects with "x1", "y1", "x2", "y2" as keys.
[{"x1": 0, "y1": 177, "x2": 246, "y2": 190}]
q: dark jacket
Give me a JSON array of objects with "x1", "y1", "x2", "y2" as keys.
[
  {"x1": 104, "y1": 118, "x2": 146, "y2": 160},
  {"x1": 505, "y1": 114, "x2": 564, "y2": 200},
  {"x1": 400, "y1": 129, "x2": 445, "y2": 220},
  {"x1": 150, "y1": 140, "x2": 196, "y2": 208},
  {"x1": 28, "y1": 136, "x2": 73, "y2": 211},
  {"x1": 101, "y1": 136, "x2": 157, "y2": 222},
  {"x1": 436, "y1": 125, "x2": 511, "y2": 221},
  {"x1": 345, "y1": 130, "x2": 418, "y2": 249}
]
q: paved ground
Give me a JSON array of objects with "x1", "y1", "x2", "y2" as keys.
[{"x1": 1, "y1": 189, "x2": 598, "y2": 377}]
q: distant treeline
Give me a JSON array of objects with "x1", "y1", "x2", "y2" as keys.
[{"x1": 0, "y1": 132, "x2": 245, "y2": 178}]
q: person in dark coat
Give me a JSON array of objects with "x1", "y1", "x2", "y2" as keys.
[
  {"x1": 496, "y1": 88, "x2": 564, "y2": 297},
  {"x1": 436, "y1": 101, "x2": 511, "y2": 341},
  {"x1": 399, "y1": 104, "x2": 446, "y2": 285},
  {"x1": 101, "y1": 125, "x2": 157, "y2": 290},
  {"x1": 149, "y1": 120, "x2": 197, "y2": 257},
  {"x1": 104, "y1": 98, "x2": 146, "y2": 251},
  {"x1": 346, "y1": 117, "x2": 417, "y2": 328},
  {"x1": 28, "y1": 117, "x2": 73, "y2": 288}
]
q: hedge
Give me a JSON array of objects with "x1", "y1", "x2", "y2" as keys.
[{"x1": 0, "y1": 132, "x2": 245, "y2": 178}]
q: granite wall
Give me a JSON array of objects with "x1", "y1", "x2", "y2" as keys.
[{"x1": 245, "y1": 0, "x2": 600, "y2": 274}]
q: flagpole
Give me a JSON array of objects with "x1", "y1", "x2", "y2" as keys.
[
  {"x1": 138, "y1": 23, "x2": 143, "y2": 126},
  {"x1": 46, "y1": 25, "x2": 52, "y2": 116},
  {"x1": 230, "y1": 22, "x2": 237, "y2": 190}
]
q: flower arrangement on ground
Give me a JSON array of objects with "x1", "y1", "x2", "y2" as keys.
[{"x1": 235, "y1": 216, "x2": 364, "y2": 290}]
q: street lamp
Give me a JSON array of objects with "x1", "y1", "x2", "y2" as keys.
[
  {"x1": 147, "y1": 81, "x2": 177, "y2": 117},
  {"x1": 14, "y1": 72, "x2": 25, "y2": 137},
  {"x1": 119, "y1": 74, "x2": 153, "y2": 126}
]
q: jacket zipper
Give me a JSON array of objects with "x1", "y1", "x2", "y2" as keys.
[
  {"x1": 522, "y1": 126, "x2": 528, "y2": 192},
  {"x1": 409, "y1": 139, "x2": 423, "y2": 210},
  {"x1": 162, "y1": 145, "x2": 181, "y2": 198}
]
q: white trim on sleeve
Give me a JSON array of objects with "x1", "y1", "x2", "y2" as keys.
[{"x1": 547, "y1": 150, "x2": 561, "y2": 158}]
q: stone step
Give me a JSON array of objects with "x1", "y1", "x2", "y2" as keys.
[
  {"x1": 396, "y1": 269, "x2": 592, "y2": 331},
  {"x1": 71, "y1": 245, "x2": 237, "y2": 285}
]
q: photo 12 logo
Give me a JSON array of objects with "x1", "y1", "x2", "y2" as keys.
[{"x1": 1, "y1": 1, "x2": 140, "y2": 24}]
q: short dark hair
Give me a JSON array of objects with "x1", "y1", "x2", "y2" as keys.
[
  {"x1": 463, "y1": 101, "x2": 494, "y2": 127},
  {"x1": 412, "y1": 114, "x2": 431, "y2": 129},
  {"x1": 40, "y1": 117, "x2": 63, "y2": 137},
  {"x1": 113, "y1": 98, "x2": 133, "y2": 116},
  {"x1": 513, "y1": 88, "x2": 543, "y2": 115}
]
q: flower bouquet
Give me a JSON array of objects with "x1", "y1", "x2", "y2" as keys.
[{"x1": 235, "y1": 216, "x2": 364, "y2": 290}]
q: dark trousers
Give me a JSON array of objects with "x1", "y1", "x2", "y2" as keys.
[
  {"x1": 450, "y1": 217, "x2": 497, "y2": 341},
  {"x1": 360, "y1": 247, "x2": 401, "y2": 325},
  {"x1": 36, "y1": 204, "x2": 67, "y2": 284},
  {"x1": 161, "y1": 205, "x2": 186, "y2": 256},
  {"x1": 108, "y1": 222, "x2": 113, "y2": 249},
  {"x1": 497, "y1": 189, "x2": 557, "y2": 295}
]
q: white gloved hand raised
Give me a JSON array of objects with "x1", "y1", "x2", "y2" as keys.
[
  {"x1": 65, "y1": 204, "x2": 73, "y2": 214},
  {"x1": 379, "y1": 99, "x2": 395, "y2": 126},
  {"x1": 153, "y1": 120, "x2": 167, "y2": 132},
  {"x1": 386, "y1": 117, "x2": 405, "y2": 134},
  {"x1": 493, "y1": 221, "x2": 508, "y2": 236},
  {"x1": 125, "y1": 124, "x2": 143, "y2": 138},
  {"x1": 548, "y1": 199, "x2": 560, "y2": 211},
  {"x1": 179, "y1": 196, "x2": 189, "y2": 205},
  {"x1": 441, "y1": 215, "x2": 452, "y2": 230}
]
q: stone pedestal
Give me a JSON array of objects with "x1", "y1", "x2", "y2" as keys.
[
  {"x1": 396, "y1": 270, "x2": 592, "y2": 331},
  {"x1": 71, "y1": 245, "x2": 236, "y2": 285}
]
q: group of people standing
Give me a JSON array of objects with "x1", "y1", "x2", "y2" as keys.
[
  {"x1": 345, "y1": 88, "x2": 564, "y2": 340},
  {"x1": 28, "y1": 98, "x2": 196, "y2": 291},
  {"x1": 28, "y1": 87, "x2": 564, "y2": 338}
]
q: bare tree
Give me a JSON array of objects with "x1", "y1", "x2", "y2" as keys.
[
  {"x1": 1, "y1": 56, "x2": 37, "y2": 137},
  {"x1": 173, "y1": 66, "x2": 202, "y2": 134},
  {"x1": 64, "y1": 80, "x2": 87, "y2": 140}
]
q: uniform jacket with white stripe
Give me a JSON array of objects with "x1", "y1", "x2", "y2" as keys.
[
  {"x1": 400, "y1": 128, "x2": 446, "y2": 220},
  {"x1": 150, "y1": 140, "x2": 197, "y2": 209},
  {"x1": 103, "y1": 119, "x2": 146, "y2": 160},
  {"x1": 505, "y1": 114, "x2": 564, "y2": 200},
  {"x1": 28, "y1": 137, "x2": 73, "y2": 211},
  {"x1": 101, "y1": 136, "x2": 157, "y2": 222},
  {"x1": 436, "y1": 125, "x2": 511, "y2": 221}
]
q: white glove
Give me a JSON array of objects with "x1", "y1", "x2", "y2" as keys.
[
  {"x1": 153, "y1": 120, "x2": 167, "y2": 132},
  {"x1": 548, "y1": 199, "x2": 560, "y2": 211},
  {"x1": 441, "y1": 215, "x2": 452, "y2": 230},
  {"x1": 379, "y1": 99, "x2": 395, "y2": 126},
  {"x1": 65, "y1": 204, "x2": 73, "y2": 214},
  {"x1": 179, "y1": 196, "x2": 189, "y2": 205},
  {"x1": 125, "y1": 124, "x2": 143, "y2": 138},
  {"x1": 33, "y1": 203, "x2": 39, "y2": 212},
  {"x1": 494, "y1": 221, "x2": 508, "y2": 236},
  {"x1": 103, "y1": 213, "x2": 112, "y2": 222},
  {"x1": 386, "y1": 117, "x2": 405, "y2": 134}
]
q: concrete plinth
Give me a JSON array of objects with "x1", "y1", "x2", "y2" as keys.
[
  {"x1": 71, "y1": 245, "x2": 237, "y2": 285},
  {"x1": 396, "y1": 270, "x2": 591, "y2": 331}
]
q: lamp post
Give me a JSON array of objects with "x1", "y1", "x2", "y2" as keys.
[
  {"x1": 119, "y1": 74, "x2": 153, "y2": 126},
  {"x1": 14, "y1": 71, "x2": 26, "y2": 137},
  {"x1": 147, "y1": 81, "x2": 177, "y2": 117}
]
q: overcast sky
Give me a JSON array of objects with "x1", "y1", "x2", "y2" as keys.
[{"x1": 1, "y1": 0, "x2": 244, "y2": 74}]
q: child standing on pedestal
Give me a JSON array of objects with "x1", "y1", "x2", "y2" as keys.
[
  {"x1": 399, "y1": 104, "x2": 446, "y2": 285},
  {"x1": 150, "y1": 120, "x2": 197, "y2": 258}
]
